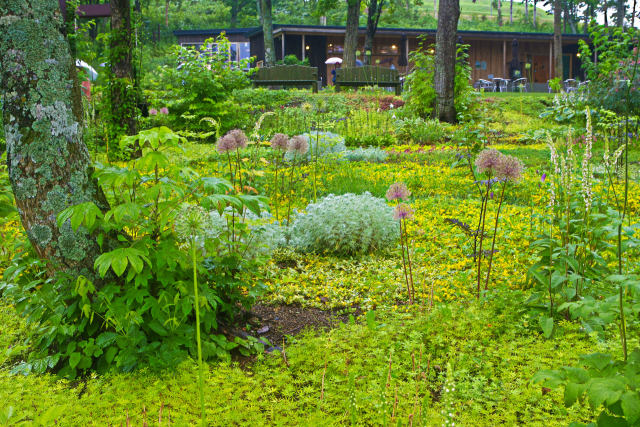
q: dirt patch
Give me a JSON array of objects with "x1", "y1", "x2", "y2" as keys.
[{"x1": 248, "y1": 304, "x2": 359, "y2": 351}]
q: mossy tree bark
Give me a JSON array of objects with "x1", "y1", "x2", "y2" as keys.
[
  {"x1": 434, "y1": 0, "x2": 460, "y2": 123},
  {"x1": 260, "y1": 0, "x2": 276, "y2": 66},
  {"x1": 0, "y1": 0, "x2": 110, "y2": 280},
  {"x1": 344, "y1": 0, "x2": 361, "y2": 68},
  {"x1": 109, "y1": 0, "x2": 137, "y2": 147}
]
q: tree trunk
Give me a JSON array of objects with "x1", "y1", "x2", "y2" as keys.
[
  {"x1": 434, "y1": 0, "x2": 460, "y2": 123},
  {"x1": 553, "y1": 0, "x2": 563, "y2": 80},
  {"x1": 164, "y1": 0, "x2": 169, "y2": 27},
  {"x1": 110, "y1": 0, "x2": 137, "y2": 149},
  {"x1": 632, "y1": 0, "x2": 637, "y2": 27},
  {"x1": 434, "y1": 0, "x2": 438, "y2": 18},
  {"x1": 510, "y1": 0, "x2": 513, "y2": 24},
  {"x1": 344, "y1": 0, "x2": 361, "y2": 68},
  {"x1": 231, "y1": 0, "x2": 239, "y2": 28},
  {"x1": 616, "y1": 0, "x2": 625, "y2": 26},
  {"x1": 0, "y1": 0, "x2": 110, "y2": 280},
  {"x1": 497, "y1": 0, "x2": 502, "y2": 26},
  {"x1": 604, "y1": 1, "x2": 609, "y2": 27},
  {"x1": 525, "y1": 0, "x2": 529, "y2": 23},
  {"x1": 364, "y1": 0, "x2": 385, "y2": 65},
  {"x1": 260, "y1": 0, "x2": 276, "y2": 65},
  {"x1": 533, "y1": 0, "x2": 537, "y2": 27}
]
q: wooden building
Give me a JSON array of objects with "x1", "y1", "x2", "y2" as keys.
[{"x1": 174, "y1": 24, "x2": 589, "y2": 90}]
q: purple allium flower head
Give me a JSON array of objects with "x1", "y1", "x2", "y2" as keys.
[
  {"x1": 149, "y1": 108, "x2": 158, "y2": 116},
  {"x1": 160, "y1": 107, "x2": 169, "y2": 115},
  {"x1": 393, "y1": 203, "x2": 414, "y2": 221},
  {"x1": 495, "y1": 154, "x2": 524, "y2": 182},
  {"x1": 541, "y1": 172, "x2": 547, "y2": 183},
  {"x1": 270, "y1": 133, "x2": 289, "y2": 151},
  {"x1": 475, "y1": 149, "x2": 503, "y2": 174},
  {"x1": 287, "y1": 135, "x2": 309, "y2": 155},
  {"x1": 216, "y1": 134, "x2": 236, "y2": 154},
  {"x1": 228, "y1": 129, "x2": 248, "y2": 149},
  {"x1": 386, "y1": 182, "x2": 411, "y2": 201},
  {"x1": 490, "y1": 191, "x2": 494, "y2": 199}
]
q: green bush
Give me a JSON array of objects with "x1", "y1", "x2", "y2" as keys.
[
  {"x1": 286, "y1": 131, "x2": 347, "y2": 162},
  {"x1": 142, "y1": 34, "x2": 252, "y2": 137},
  {"x1": 394, "y1": 117, "x2": 446, "y2": 144},
  {"x1": 289, "y1": 193, "x2": 398, "y2": 256},
  {"x1": 404, "y1": 38, "x2": 474, "y2": 120},
  {"x1": 0, "y1": 128, "x2": 268, "y2": 377}
]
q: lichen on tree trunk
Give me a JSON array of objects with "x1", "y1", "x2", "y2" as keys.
[
  {"x1": 0, "y1": 0, "x2": 109, "y2": 280},
  {"x1": 434, "y1": 0, "x2": 460, "y2": 123}
]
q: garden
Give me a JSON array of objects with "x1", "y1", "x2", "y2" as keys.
[{"x1": 1, "y1": 7, "x2": 640, "y2": 426}]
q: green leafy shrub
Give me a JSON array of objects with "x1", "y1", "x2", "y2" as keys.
[
  {"x1": 404, "y1": 38, "x2": 474, "y2": 120},
  {"x1": 142, "y1": 34, "x2": 252, "y2": 137},
  {"x1": 289, "y1": 193, "x2": 398, "y2": 256},
  {"x1": 394, "y1": 117, "x2": 446, "y2": 145},
  {"x1": 344, "y1": 147, "x2": 388, "y2": 163},
  {"x1": 0, "y1": 127, "x2": 268, "y2": 377}
]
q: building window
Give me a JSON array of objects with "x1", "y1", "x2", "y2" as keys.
[{"x1": 180, "y1": 41, "x2": 251, "y2": 69}]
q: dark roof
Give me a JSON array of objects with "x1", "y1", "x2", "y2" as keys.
[{"x1": 175, "y1": 24, "x2": 589, "y2": 41}]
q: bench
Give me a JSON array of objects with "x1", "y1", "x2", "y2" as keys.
[
  {"x1": 252, "y1": 65, "x2": 318, "y2": 93},
  {"x1": 335, "y1": 66, "x2": 401, "y2": 95}
]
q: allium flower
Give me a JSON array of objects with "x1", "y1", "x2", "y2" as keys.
[
  {"x1": 228, "y1": 129, "x2": 248, "y2": 149},
  {"x1": 160, "y1": 107, "x2": 169, "y2": 115},
  {"x1": 393, "y1": 203, "x2": 414, "y2": 220},
  {"x1": 495, "y1": 154, "x2": 524, "y2": 182},
  {"x1": 386, "y1": 182, "x2": 411, "y2": 201},
  {"x1": 475, "y1": 149, "x2": 503, "y2": 174},
  {"x1": 287, "y1": 135, "x2": 309, "y2": 155},
  {"x1": 541, "y1": 172, "x2": 547, "y2": 183},
  {"x1": 174, "y1": 204, "x2": 208, "y2": 241},
  {"x1": 301, "y1": 102, "x2": 313, "y2": 113},
  {"x1": 270, "y1": 133, "x2": 289, "y2": 151},
  {"x1": 149, "y1": 108, "x2": 158, "y2": 116},
  {"x1": 216, "y1": 134, "x2": 236, "y2": 153}
]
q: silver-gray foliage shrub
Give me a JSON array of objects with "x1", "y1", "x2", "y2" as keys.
[
  {"x1": 285, "y1": 131, "x2": 347, "y2": 162},
  {"x1": 289, "y1": 193, "x2": 398, "y2": 256},
  {"x1": 344, "y1": 146, "x2": 388, "y2": 163}
]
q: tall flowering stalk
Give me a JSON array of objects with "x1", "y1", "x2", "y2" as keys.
[
  {"x1": 474, "y1": 149, "x2": 502, "y2": 298},
  {"x1": 216, "y1": 129, "x2": 248, "y2": 244},
  {"x1": 387, "y1": 183, "x2": 415, "y2": 305},
  {"x1": 484, "y1": 154, "x2": 523, "y2": 291},
  {"x1": 270, "y1": 133, "x2": 289, "y2": 221},
  {"x1": 285, "y1": 135, "x2": 309, "y2": 224},
  {"x1": 174, "y1": 204, "x2": 210, "y2": 427}
]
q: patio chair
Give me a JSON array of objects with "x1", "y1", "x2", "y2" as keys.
[
  {"x1": 494, "y1": 78, "x2": 509, "y2": 92},
  {"x1": 512, "y1": 77, "x2": 528, "y2": 92},
  {"x1": 477, "y1": 79, "x2": 495, "y2": 92},
  {"x1": 564, "y1": 79, "x2": 578, "y2": 93}
]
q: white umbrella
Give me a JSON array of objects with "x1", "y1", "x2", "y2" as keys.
[
  {"x1": 325, "y1": 57, "x2": 342, "y2": 65},
  {"x1": 75, "y1": 59, "x2": 98, "y2": 81}
]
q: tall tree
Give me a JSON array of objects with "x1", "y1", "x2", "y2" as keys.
[
  {"x1": 363, "y1": 0, "x2": 385, "y2": 65},
  {"x1": 434, "y1": 0, "x2": 460, "y2": 123},
  {"x1": 0, "y1": 0, "x2": 110, "y2": 279},
  {"x1": 615, "y1": 0, "x2": 625, "y2": 26},
  {"x1": 225, "y1": 0, "x2": 255, "y2": 28},
  {"x1": 533, "y1": 0, "x2": 537, "y2": 27},
  {"x1": 553, "y1": 0, "x2": 563, "y2": 80},
  {"x1": 109, "y1": 0, "x2": 138, "y2": 149},
  {"x1": 260, "y1": 0, "x2": 276, "y2": 65},
  {"x1": 525, "y1": 0, "x2": 529, "y2": 23},
  {"x1": 497, "y1": 0, "x2": 503, "y2": 25},
  {"x1": 510, "y1": 0, "x2": 513, "y2": 24},
  {"x1": 344, "y1": 0, "x2": 361, "y2": 67}
]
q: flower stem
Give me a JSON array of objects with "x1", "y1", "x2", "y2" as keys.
[
  {"x1": 191, "y1": 239, "x2": 206, "y2": 426},
  {"x1": 484, "y1": 182, "x2": 506, "y2": 291}
]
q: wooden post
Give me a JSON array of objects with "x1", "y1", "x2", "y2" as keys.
[
  {"x1": 302, "y1": 34, "x2": 306, "y2": 61},
  {"x1": 548, "y1": 40, "x2": 553, "y2": 80},
  {"x1": 281, "y1": 32, "x2": 285, "y2": 60},
  {"x1": 405, "y1": 36, "x2": 410, "y2": 72},
  {"x1": 502, "y1": 40, "x2": 506, "y2": 77}
]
